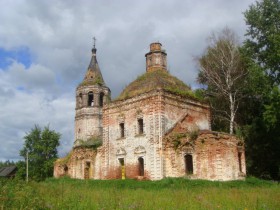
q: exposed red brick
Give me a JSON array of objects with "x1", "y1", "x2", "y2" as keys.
[{"x1": 54, "y1": 42, "x2": 246, "y2": 181}]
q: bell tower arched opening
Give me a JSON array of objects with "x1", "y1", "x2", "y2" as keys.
[
  {"x1": 88, "y1": 91, "x2": 94, "y2": 106},
  {"x1": 99, "y1": 92, "x2": 104, "y2": 107}
]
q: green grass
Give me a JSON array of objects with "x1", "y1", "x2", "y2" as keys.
[{"x1": 1, "y1": 177, "x2": 279, "y2": 209}]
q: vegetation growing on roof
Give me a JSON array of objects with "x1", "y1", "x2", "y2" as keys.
[
  {"x1": 55, "y1": 150, "x2": 73, "y2": 165},
  {"x1": 74, "y1": 136, "x2": 102, "y2": 149},
  {"x1": 165, "y1": 86, "x2": 201, "y2": 101},
  {"x1": 115, "y1": 69, "x2": 205, "y2": 101},
  {"x1": 166, "y1": 130, "x2": 199, "y2": 150},
  {"x1": 79, "y1": 75, "x2": 104, "y2": 87},
  {"x1": 172, "y1": 133, "x2": 188, "y2": 149}
]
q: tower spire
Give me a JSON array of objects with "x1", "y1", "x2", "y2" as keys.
[
  {"x1": 75, "y1": 37, "x2": 111, "y2": 148},
  {"x1": 82, "y1": 37, "x2": 105, "y2": 86}
]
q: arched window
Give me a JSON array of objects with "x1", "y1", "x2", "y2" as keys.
[
  {"x1": 138, "y1": 157, "x2": 144, "y2": 176},
  {"x1": 184, "y1": 154, "x2": 193, "y2": 174},
  {"x1": 238, "y1": 152, "x2": 242, "y2": 172},
  {"x1": 138, "y1": 118, "x2": 144, "y2": 134},
  {"x1": 148, "y1": 57, "x2": 152, "y2": 66},
  {"x1": 64, "y1": 166, "x2": 68, "y2": 174},
  {"x1": 88, "y1": 92, "x2": 94, "y2": 106},
  {"x1": 99, "y1": 92, "x2": 104, "y2": 107},
  {"x1": 120, "y1": 123, "x2": 125, "y2": 138}
]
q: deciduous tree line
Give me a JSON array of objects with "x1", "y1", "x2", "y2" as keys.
[{"x1": 197, "y1": 0, "x2": 280, "y2": 180}]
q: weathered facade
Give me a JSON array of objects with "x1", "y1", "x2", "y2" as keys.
[{"x1": 54, "y1": 42, "x2": 246, "y2": 181}]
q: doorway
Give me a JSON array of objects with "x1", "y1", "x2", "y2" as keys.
[
  {"x1": 84, "y1": 162, "x2": 91, "y2": 179},
  {"x1": 119, "y1": 158, "x2": 125, "y2": 179},
  {"x1": 138, "y1": 157, "x2": 144, "y2": 176},
  {"x1": 184, "y1": 154, "x2": 193, "y2": 174}
]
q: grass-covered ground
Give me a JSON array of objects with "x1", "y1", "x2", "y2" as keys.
[{"x1": 0, "y1": 177, "x2": 279, "y2": 209}]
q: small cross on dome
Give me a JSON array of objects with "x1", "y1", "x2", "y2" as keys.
[{"x1": 93, "y1": 37, "x2": 96, "y2": 48}]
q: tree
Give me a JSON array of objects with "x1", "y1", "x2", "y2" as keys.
[
  {"x1": 19, "y1": 125, "x2": 60, "y2": 181},
  {"x1": 0, "y1": 160, "x2": 16, "y2": 167},
  {"x1": 244, "y1": 0, "x2": 280, "y2": 130},
  {"x1": 244, "y1": 0, "x2": 280, "y2": 85},
  {"x1": 242, "y1": 0, "x2": 280, "y2": 180},
  {"x1": 197, "y1": 28, "x2": 247, "y2": 134}
]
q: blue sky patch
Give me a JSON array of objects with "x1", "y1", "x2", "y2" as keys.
[
  {"x1": 0, "y1": 47, "x2": 32, "y2": 70},
  {"x1": 16, "y1": 86, "x2": 25, "y2": 91}
]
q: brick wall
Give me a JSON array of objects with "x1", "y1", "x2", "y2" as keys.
[
  {"x1": 101, "y1": 89, "x2": 211, "y2": 180},
  {"x1": 163, "y1": 131, "x2": 246, "y2": 181},
  {"x1": 55, "y1": 89, "x2": 245, "y2": 181},
  {"x1": 102, "y1": 90, "x2": 164, "y2": 180}
]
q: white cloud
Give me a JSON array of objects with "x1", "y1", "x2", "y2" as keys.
[
  {"x1": 0, "y1": 0, "x2": 256, "y2": 160},
  {"x1": 0, "y1": 86, "x2": 74, "y2": 161},
  {"x1": 0, "y1": 62, "x2": 74, "y2": 161},
  {"x1": 6, "y1": 62, "x2": 55, "y2": 90}
]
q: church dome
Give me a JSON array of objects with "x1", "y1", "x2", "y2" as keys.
[
  {"x1": 116, "y1": 43, "x2": 203, "y2": 102},
  {"x1": 116, "y1": 69, "x2": 199, "y2": 101}
]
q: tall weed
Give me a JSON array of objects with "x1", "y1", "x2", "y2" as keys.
[{"x1": 0, "y1": 177, "x2": 279, "y2": 209}]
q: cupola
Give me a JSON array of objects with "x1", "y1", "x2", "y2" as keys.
[{"x1": 145, "y1": 42, "x2": 167, "y2": 72}]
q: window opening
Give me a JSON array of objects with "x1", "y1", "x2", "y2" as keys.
[
  {"x1": 88, "y1": 92, "x2": 94, "y2": 106},
  {"x1": 119, "y1": 158, "x2": 124, "y2": 166},
  {"x1": 184, "y1": 154, "x2": 193, "y2": 174},
  {"x1": 148, "y1": 57, "x2": 152, "y2": 66},
  {"x1": 155, "y1": 55, "x2": 159, "y2": 64},
  {"x1": 120, "y1": 123, "x2": 125, "y2": 138},
  {"x1": 64, "y1": 166, "x2": 68, "y2": 174},
  {"x1": 238, "y1": 152, "x2": 242, "y2": 172},
  {"x1": 138, "y1": 157, "x2": 144, "y2": 176},
  {"x1": 99, "y1": 92, "x2": 104, "y2": 107},
  {"x1": 138, "y1": 118, "x2": 144, "y2": 134}
]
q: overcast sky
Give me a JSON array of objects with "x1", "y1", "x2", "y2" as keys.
[{"x1": 0, "y1": 0, "x2": 256, "y2": 161}]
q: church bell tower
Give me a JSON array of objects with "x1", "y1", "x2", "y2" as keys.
[{"x1": 74, "y1": 39, "x2": 110, "y2": 147}]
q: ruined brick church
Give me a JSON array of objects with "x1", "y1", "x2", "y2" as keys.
[{"x1": 54, "y1": 42, "x2": 246, "y2": 181}]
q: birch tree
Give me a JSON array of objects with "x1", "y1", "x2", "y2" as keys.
[{"x1": 197, "y1": 28, "x2": 247, "y2": 134}]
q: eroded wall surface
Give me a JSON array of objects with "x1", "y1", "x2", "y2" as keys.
[
  {"x1": 54, "y1": 147, "x2": 105, "y2": 179},
  {"x1": 102, "y1": 90, "x2": 164, "y2": 180},
  {"x1": 163, "y1": 131, "x2": 246, "y2": 181},
  {"x1": 55, "y1": 90, "x2": 245, "y2": 181},
  {"x1": 162, "y1": 92, "x2": 210, "y2": 132},
  {"x1": 100, "y1": 90, "x2": 211, "y2": 180}
]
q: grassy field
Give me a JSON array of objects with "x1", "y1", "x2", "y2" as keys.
[{"x1": 0, "y1": 177, "x2": 279, "y2": 209}]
